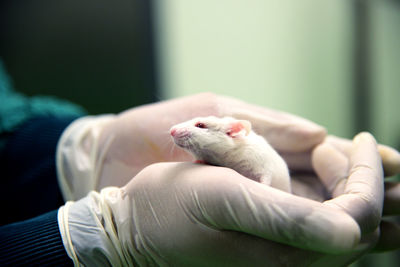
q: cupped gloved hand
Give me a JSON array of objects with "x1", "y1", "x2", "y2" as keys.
[
  {"x1": 56, "y1": 93, "x2": 327, "y2": 200},
  {"x1": 57, "y1": 93, "x2": 400, "y2": 202},
  {"x1": 312, "y1": 135, "x2": 400, "y2": 253},
  {"x1": 58, "y1": 132, "x2": 390, "y2": 266}
]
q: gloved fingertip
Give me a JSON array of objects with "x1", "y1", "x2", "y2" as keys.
[
  {"x1": 312, "y1": 143, "x2": 349, "y2": 193},
  {"x1": 379, "y1": 146, "x2": 400, "y2": 176},
  {"x1": 287, "y1": 125, "x2": 327, "y2": 152},
  {"x1": 353, "y1": 132, "x2": 376, "y2": 146},
  {"x1": 312, "y1": 142, "x2": 338, "y2": 164}
]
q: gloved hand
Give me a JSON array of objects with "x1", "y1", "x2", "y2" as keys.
[
  {"x1": 56, "y1": 93, "x2": 400, "y2": 259},
  {"x1": 58, "y1": 132, "x2": 389, "y2": 266},
  {"x1": 57, "y1": 93, "x2": 329, "y2": 200},
  {"x1": 56, "y1": 93, "x2": 400, "y2": 201},
  {"x1": 312, "y1": 135, "x2": 400, "y2": 253}
]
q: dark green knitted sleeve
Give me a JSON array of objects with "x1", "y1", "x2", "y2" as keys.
[
  {"x1": 0, "y1": 210, "x2": 73, "y2": 267},
  {"x1": 0, "y1": 59, "x2": 86, "y2": 150}
]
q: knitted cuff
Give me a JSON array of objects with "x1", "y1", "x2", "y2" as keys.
[
  {"x1": 0, "y1": 210, "x2": 73, "y2": 267},
  {"x1": 0, "y1": 115, "x2": 81, "y2": 225}
]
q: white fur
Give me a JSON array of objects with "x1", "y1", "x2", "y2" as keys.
[{"x1": 170, "y1": 116, "x2": 291, "y2": 192}]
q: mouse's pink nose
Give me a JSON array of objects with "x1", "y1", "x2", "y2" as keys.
[{"x1": 170, "y1": 128, "x2": 177, "y2": 136}]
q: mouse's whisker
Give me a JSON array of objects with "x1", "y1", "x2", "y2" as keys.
[
  {"x1": 167, "y1": 139, "x2": 176, "y2": 158},
  {"x1": 163, "y1": 128, "x2": 171, "y2": 136},
  {"x1": 158, "y1": 129, "x2": 174, "y2": 149},
  {"x1": 160, "y1": 135, "x2": 172, "y2": 149}
]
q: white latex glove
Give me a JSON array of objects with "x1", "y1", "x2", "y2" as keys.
[
  {"x1": 56, "y1": 93, "x2": 400, "y2": 256},
  {"x1": 56, "y1": 93, "x2": 400, "y2": 201},
  {"x1": 57, "y1": 93, "x2": 328, "y2": 200},
  {"x1": 312, "y1": 135, "x2": 400, "y2": 252},
  {"x1": 58, "y1": 133, "x2": 387, "y2": 266}
]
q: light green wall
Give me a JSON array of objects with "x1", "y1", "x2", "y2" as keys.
[
  {"x1": 154, "y1": 1, "x2": 400, "y2": 266},
  {"x1": 370, "y1": 0, "x2": 400, "y2": 148},
  {"x1": 155, "y1": 0, "x2": 354, "y2": 139}
]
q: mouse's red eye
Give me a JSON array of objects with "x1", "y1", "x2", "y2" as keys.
[{"x1": 195, "y1": 122, "x2": 207, "y2": 129}]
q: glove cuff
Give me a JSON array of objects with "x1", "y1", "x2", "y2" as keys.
[
  {"x1": 56, "y1": 115, "x2": 115, "y2": 201},
  {"x1": 58, "y1": 187, "x2": 138, "y2": 266}
]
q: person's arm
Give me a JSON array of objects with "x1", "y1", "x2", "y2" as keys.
[
  {"x1": 0, "y1": 210, "x2": 73, "y2": 267},
  {"x1": 0, "y1": 115, "x2": 83, "y2": 225},
  {"x1": 0, "y1": 59, "x2": 87, "y2": 224}
]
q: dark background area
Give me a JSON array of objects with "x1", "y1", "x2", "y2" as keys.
[{"x1": 0, "y1": 0, "x2": 158, "y2": 114}]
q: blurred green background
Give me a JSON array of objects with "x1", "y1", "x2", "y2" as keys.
[
  {"x1": 1, "y1": 0, "x2": 399, "y2": 265},
  {"x1": 156, "y1": 0, "x2": 400, "y2": 148}
]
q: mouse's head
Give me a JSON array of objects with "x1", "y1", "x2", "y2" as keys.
[{"x1": 170, "y1": 116, "x2": 251, "y2": 161}]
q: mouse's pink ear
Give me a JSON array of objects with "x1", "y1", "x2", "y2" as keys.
[{"x1": 227, "y1": 120, "x2": 252, "y2": 138}]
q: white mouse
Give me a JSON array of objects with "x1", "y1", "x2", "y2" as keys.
[{"x1": 170, "y1": 116, "x2": 291, "y2": 192}]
